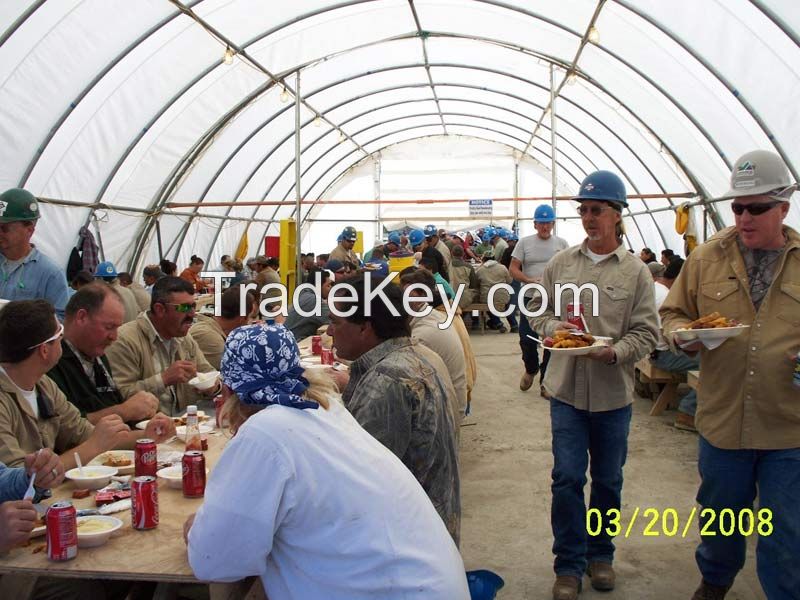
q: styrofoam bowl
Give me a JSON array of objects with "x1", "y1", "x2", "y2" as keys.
[
  {"x1": 76, "y1": 515, "x2": 123, "y2": 548},
  {"x1": 65, "y1": 465, "x2": 118, "y2": 490}
]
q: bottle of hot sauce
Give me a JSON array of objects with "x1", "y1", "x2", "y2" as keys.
[{"x1": 185, "y1": 405, "x2": 203, "y2": 452}]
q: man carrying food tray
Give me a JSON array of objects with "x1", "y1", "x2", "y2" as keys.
[
  {"x1": 529, "y1": 170, "x2": 659, "y2": 600},
  {"x1": 660, "y1": 150, "x2": 800, "y2": 600}
]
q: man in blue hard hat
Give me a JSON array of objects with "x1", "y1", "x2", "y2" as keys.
[
  {"x1": 529, "y1": 171, "x2": 658, "y2": 600},
  {"x1": 94, "y1": 261, "x2": 140, "y2": 324},
  {"x1": 329, "y1": 226, "x2": 360, "y2": 265},
  {"x1": 410, "y1": 228, "x2": 448, "y2": 282},
  {"x1": 510, "y1": 204, "x2": 569, "y2": 395},
  {"x1": 424, "y1": 224, "x2": 451, "y2": 281},
  {"x1": 0, "y1": 188, "x2": 70, "y2": 321}
]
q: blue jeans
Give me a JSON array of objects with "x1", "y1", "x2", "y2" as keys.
[
  {"x1": 550, "y1": 399, "x2": 632, "y2": 577},
  {"x1": 519, "y1": 303, "x2": 550, "y2": 377},
  {"x1": 506, "y1": 280, "x2": 520, "y2": 329},
  {"x1": 696, "y1": 437, "x2": 800, "y2": 598},
  {"x1": 652, "y1": 350, "x2": 699, "y2": 415}
]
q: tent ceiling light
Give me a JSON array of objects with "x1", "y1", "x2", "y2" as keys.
[
  {"x1": 588, "y1": 26, "x2": 599, "y2": 44},
  {"x1": 223, "y1": 46, "x2": 235, "y2": 65},
  {"x1": 279, "y1": 87, "x2": 289, "y2": 103},
  {"x1": 314, "y1": 116, "x2": 322, "y2": 127}
]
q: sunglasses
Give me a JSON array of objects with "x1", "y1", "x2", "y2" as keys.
[
  {"x1": 27, "y1": 322, "x2": 64, "y2": 350},
  {"x1": 166, "y1": 302, "x2": 196, "y2": 313},
  {"x1": 730, "y1": 200, "x2": 785, "y2": 216},
  {"x1": 577, "y1": 205, "x2": 615, "y2": 217}
]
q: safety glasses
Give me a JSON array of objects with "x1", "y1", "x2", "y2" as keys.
[
  {"x1": 730, "y1": 200, "x2": 785, "y2": 216},
  {"x1": 27, "y1": 322, "x2": 64, "y2": 349},
  {"x1": 166, "y1": 302, "x2": 196, "y2": 313},
  {"x1": 577, "y1": 205, "x2": 615, "y2": 217}
]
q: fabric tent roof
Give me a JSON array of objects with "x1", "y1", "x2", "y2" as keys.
[{"x1": 1, "y1": 0, "x2": 798, "y2": 269}]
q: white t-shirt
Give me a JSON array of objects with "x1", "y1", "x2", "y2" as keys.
[
  {"x1": 585, "y1": 248, "x2": 614, "y2": 264},
  {"x1": 511, "y1": 234, "x2": 569, "y2": 282},
  {"x1": 653, "y1": 281, "x2": 671, "y2": 351},
  {"x1": 188, "y1": 399, "x2": 469, "y2": 600},
  {"x1": 0, "y1": 365, "x2": 38, "y2": 417}
]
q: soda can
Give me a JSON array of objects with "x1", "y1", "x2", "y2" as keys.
[
  {"x1": 311, "y1": 335, "x2": 322, "y2": 355},
  {"x1": 182, "y1": 451, "x2": 206, "y2": 498},
  {"x1": 131, "y1": 476, "x2": 159, "y2": 530},
  {"x1": 46, "y1": 501, "x2": 77, "y2": 561},
  {"x1": 794, "y1": 351, "x2": 800, "y2": 389},
  {"x1": 566, "y1": 303, "x2": 584, "y2": 330},
  {"x1": 321, "y1": 347, "x2": 334, "y2": 365},
  {"x1": 135, "y1": 438, "x2": 158, "y2": 477}
]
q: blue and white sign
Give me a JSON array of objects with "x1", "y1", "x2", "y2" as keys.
[{"x1": 469, "y1": 198, "x2": 493, "y2": 216}]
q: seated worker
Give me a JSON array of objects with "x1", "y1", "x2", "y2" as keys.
[
  {"x1": 48, "y1": 284, "x2": 162, "y2": 427},
  {"x1": 184, "y1": 324, "x2": 469, "y2": 600},
  {"x1": 189, "y1": 285, "x2": 255, "y2": 370},
  {"x1": 283, "y1": 269, "x2": 332, "y2": 341},
  {"x1": 418, "y1": 256, "x2": 455, "y2": 299},
  {"x1": 449, "y1": 244, "x2": 479, "y2": 309},
  {"x1": 326, "y1": 274, "x2": 461, "y2": 545},
  {"x1": 106, "y1": 277, "x2": 220, "y2": 416},
  {"x1": 0, "y1": 300, "x2": 175, "y2": 469}
]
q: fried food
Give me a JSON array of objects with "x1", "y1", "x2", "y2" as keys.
[
  {"x1": 172, "y1": 414, "x2": 210, "y2": 426},
  {"x1": 102, "y1": 454, "x2": 132, "y2": 468},
  {"x1": 549, "y1": 329, "x2": 595, "y2": 348},
  {"x1": 684, "y1": 312, "x2": 739, "y2": 329}
]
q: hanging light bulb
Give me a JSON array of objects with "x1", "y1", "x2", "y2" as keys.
[
  {"x1": 566, "y1": 73, "x2": 577, "y2": 85},
  {"x1": 279, "y1": 87, "x2": 289, "y2": 103},
  {"x1": 339, "y1": 130, "x2": 346, "y2": 143},
  {"x1": 223, "y1": 46, "x2": 235, "y2": 65},
  {"x1": 314, "y1": 115, "x2": 322, "y2": 127},
  {"x1": 588, "y1": 26, "x2": 599, "y2": 44}
]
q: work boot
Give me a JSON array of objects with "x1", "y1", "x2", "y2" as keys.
[
  {"x1": 552, "y1": 575, "x2": 581, "y2": 600},
  {"x1": 509, "y1": 325, "x2": 519, "y2": 333},
  {"x1": 691, "y1": 580, "x2": 731, "y2": 600},
  {"x1": 520, "y1": 372, "x2": 534, "y2": 391},
  {"x1": 587, "y1": 562, "x2": 615, "y2": 591},
  {"x1": 674, "y1": 412, "x2": 697, "y2": 432},
  {"x1": 497, "y1": 325, "x2": 508, "y2": 333}
]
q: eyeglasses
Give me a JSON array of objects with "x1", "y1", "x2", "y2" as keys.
[
  {"x1": 730, "y1": 200, "x2": 785, "y2": 216},
  {"x1": 27, "y1": 322, "x2": 64, "y2": 349},
  {"x1": 165, "y1": 302, "x2": 196, "y2": 313},
  {"x1": 577, "y1": 205, "x2": 614, "y2": 217}
]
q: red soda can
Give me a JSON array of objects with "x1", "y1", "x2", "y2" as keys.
[
  {"x1": 311, "y1": 335, "x2": 322, "y2": 355},
  {"x1": 182, "y1": 451, "x2": 206, "y2": 498},
  {"x1": 131, "y1": 475, "x2": 159, "y2": 530},
  {"x1": 135, "y1": 438, "x2": 158, "y2": 477},
  {"x1": 46, "y1": 501, "x2": 77, "y2": 561},
  {"x1": 566, "y1": 303, "x2": 584, "y2": 330},
  {"x1": 321, "y1": 347, "x2": 334, "y2": 365}
]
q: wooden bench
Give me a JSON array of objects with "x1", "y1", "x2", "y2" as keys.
[
  {"x1": 464, "y1": 303, "x2": 491, "y2": 333},
  {"x1": 635, "y1": 357, "x2": 687, "y2": 416}
]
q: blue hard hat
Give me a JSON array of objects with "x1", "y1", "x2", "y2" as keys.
[
  {"x1": 340, "y1": 226, "x2": 358, "y2": 242},
  {"x1": 481, "y1": 226, "x2": 496, "y2": 243},
  {"x1": 94, "y1": 261, "x2": 118, "y2": 278},
  {"x1": 467, "y1": 570, "x2": 505, "y2": 600},
  {"x1": 408, "y1": 229, "x2": 426, "y2": 247},
  {"x1": 573, "y1": 170, "x2": 628, "y2": 207},
  {"x1": 497, "y1": 227, "x2": 510, "y2": 240},
  {"x1": 534, "y1": 204, "x2": 556, "y2": 223},
  {"x1": 423, "y1": 224, "x2": 438, "y2": 238},
  {"x1": 387, "y1": 231, "x2": 401, "y2": 245},
  {"x1": 508, "y1": 232, "x2": 519, "y2": 241}
]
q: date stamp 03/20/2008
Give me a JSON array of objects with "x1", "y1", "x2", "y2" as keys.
[{"x1": 586, "y1": 507, "x2": 774, "y2": 539}]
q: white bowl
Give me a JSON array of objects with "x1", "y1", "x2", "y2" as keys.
[
  {"x1": 188, "y1": 371, "x2": 219, "y2": 390},
  {"x1": 157, "y1": 465, "x2": 209, "y2": 489},
  {"x1": 88, "y1": 451, "x2": 135, "y2": 475},
  {"x1": 65, "y1": 465, "x2": 118, "y2": 490},
  {"x1": 76, "y1": 515, "x2": 123, "y2": 548}
]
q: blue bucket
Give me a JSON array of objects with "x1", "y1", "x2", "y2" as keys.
[{"x1": 467, "y1": 569, "x2": 505, "y2": 600}]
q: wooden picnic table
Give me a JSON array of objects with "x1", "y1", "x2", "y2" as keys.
[
  {"x1": 688, "y1": 370, "x2": 699, "y2": 391},
  {"x1": 0, "y1": 431, "x2": 264, "y2": 599}
]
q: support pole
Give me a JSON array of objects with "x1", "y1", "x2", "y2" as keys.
[
  {"x1": 549, "y1": 63, "x2": 558, "y2": 234},
  {"x1": 513, "y1": 152, "x2": 520, "y2": 232},
  {"x1": 374, "y1": 154, "x2": 382, "y2": 240},
  {"x1": 294, "y1": 71, "x2": 302, "y2": 288}
]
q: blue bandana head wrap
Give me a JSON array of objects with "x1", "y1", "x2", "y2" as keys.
[{"x1": 220, "y1": 324, "x2": 317, "y2": 410}]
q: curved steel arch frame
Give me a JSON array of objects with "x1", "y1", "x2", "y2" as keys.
[{"x1": 11, "y1": 1, "x2": 779, "y2": 264}]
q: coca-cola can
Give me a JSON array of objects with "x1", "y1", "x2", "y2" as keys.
[
  {"x1": 311, "y1": 335, "x2": 322, "y2": 355},
  {"x1": 135, "y1": 438, "x2": 158, "y2": 477},
  {"x1": 321, "y1": 347, "x2": 334, "y2": 365},
  {"x1": 46, "y1": 501, "x2": 77, "y2": 561},
  {"x1": 131, "y1": 476, "x2": 159, "y2": 530},
  {"x1": 182, "y1": 451, "x2": 206, "y2": 498},
  {"x1": 566, "y1": 303, "x2": 584, "y2": 330}
]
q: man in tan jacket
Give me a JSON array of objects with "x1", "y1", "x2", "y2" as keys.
[
  {"x1": 0, "y1": 299, "x2": 174, "y2": 470},
  {"x1": 661, "y1": 150, "x2": 799, "y2": 600},
  {"x1": 106, "y1": 277, "x2": 219, "y2": 416},
  {"x1": 530, "y1": 171, "x2": 658, "y2": 600},
  {"x1": 190, "y1": 286, "x2": 254, "y2": 369}
]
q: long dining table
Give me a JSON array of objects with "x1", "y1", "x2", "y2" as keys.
[{"x1": 0, "y1": 430, "x2": 264, "y2": 600}]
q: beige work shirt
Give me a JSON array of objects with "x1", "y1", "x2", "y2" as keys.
[
  {"x1": 128, "y1": 282, "x2": 151, "y2": 312},
  {"x1": 329, "y1": 243, "x2": 359, "y2": 265},
  {"x1": 189, "y1": 315, "x2": 226, "y2": 370},
  {"x1": 0, "y1": 372, "x2": 93, "y2": 467},
  {"x1": 660, "y1": 226, "x2": 800, "y2": 450},
  {"x1": 530, "y1": 241, "x2": 659, "y2": 412},
  {"x1": 111, "y1": 280, "x2": 141, "y2": 323},
  {"x1": 105, "y1": 312, "x2": 215, "y2": 416}
]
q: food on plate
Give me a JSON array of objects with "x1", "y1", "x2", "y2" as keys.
[
  {"x1": 172, "y1": 413, "x2": 210, "y2": 426},
  {"x1": 72, "y1": 489, "x2": 91, "y2": 499},
  {"x1": 102, "y1": 453, "x2": 132, "y2": 468},
  {"x1": 678, "y1": 312, "x2": 740, "y2": 330},
  {"x1": 544, "y1": 329, "x2": 596, "y2": 349},
  {"x1": 32, "y1": 544, "x2": 45, "y2": 554}
]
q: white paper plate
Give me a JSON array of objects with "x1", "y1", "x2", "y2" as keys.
[
  {"x1": 175, "y1": 424, "x2": 213, "y2": 438},
  {"x1": 674, "y1": 325, "x2": 749, "y2": 349},
  {"x1": 88, "y1": 451, "x2": 135, "y2": 475},
  {"x1": 547, "y1": 341, "x2": 610, "y2": 356}
]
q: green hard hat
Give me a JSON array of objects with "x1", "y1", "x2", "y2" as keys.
[{"x1": 0, "y1": 188, "x2": 41, "y2": 223}]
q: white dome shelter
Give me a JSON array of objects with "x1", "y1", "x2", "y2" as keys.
[{"x1": 1, "y1": 0, "x2": 797, "y2": 270}]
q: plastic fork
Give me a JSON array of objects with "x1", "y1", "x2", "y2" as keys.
[{"x1": 23, "y1": 471, "x2": 36, "y2": 501}]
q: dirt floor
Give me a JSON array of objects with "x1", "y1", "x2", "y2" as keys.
[{"x1": 459, "y1": 331, "x2": 765, "y2": 600}]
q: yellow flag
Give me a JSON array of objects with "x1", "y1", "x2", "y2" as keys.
[{"x1": 235, "y1": 225, "x2": 250, "y2": 262}]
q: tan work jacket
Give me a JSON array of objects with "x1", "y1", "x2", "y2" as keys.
[{"x1": 189, "y1": 315, "x2": 226, "y2": 370}]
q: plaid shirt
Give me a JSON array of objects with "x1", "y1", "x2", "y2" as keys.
[
  {"x1": 342, "y1": 337, "x2": 462, "y2": 545},
  {"x1": 78, "y1": 226, "x2": 99, "y2": 275}
]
